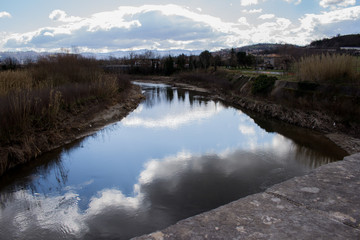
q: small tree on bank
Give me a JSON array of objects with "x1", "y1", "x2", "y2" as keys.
[{"x1": 199, "y1": 50, "x2": 212, "y2": 69}]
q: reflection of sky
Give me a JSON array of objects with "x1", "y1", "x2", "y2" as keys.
[{"x1": 0, "y1": 83, "x2": 337, "y2": 239}]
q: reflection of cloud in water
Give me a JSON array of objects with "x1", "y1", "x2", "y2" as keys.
[
  {"x1": 64, "y1": 179, "x2": 94, "y2": 191},
  {"x1": 87, "y1": 189, "x2": 142, "y2": 215},
  {"x1": 133, "y1": 104, "x2": 143, "y2": 114},
  {"x1": 139, "y1": 151, "x2": 192, "y2": 184},
  {"x1": 0, "y1": 190, "x2": 87, "y2": 239},
  {"x1": 238, "y1": 124, "x2": 256, "y2": 135},
  {"x1": 122, "y1": 101, "x2": 224, "y2": 129},
  {"x1": 0, "y1": 134, "x2": 333, "y2": 239}
]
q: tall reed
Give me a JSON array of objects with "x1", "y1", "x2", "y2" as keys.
[
  {"x1": 296, "y1": 53, "x2": 357, "y2": 84},
  {"x1": 0, "y1": 71, "x2": 34, "y2": 95},
  {"x1": 0, "y1": 54, "x2": 129, "y2": 143}
]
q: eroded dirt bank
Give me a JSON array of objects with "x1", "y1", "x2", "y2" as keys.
[
  {"x1": 0, "y1": 84, "x2": 144, "y2": 177},
  {"x1": 228, "y1": 96, "x2": 360, "y2": 155}
]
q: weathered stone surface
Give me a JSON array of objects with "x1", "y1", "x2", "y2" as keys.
[
  {"x1": 133, "y1": 153, "x2": 360, "y2": 240},
  {"x1": 267, "y1": 153, "x2": 360, "y2": 228}
]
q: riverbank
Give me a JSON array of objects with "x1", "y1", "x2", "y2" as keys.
[
  {"x1": 139, "y1": 75, "x2": 360, "y2": 155},
  {"x1": 0, "y1": 84, "x2": 144, "y2": 177},
  {"x1": 134, "y1": 152, "x2": 360, "y2": 239}
]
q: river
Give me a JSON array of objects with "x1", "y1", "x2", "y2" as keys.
[{"x1": 0, "y1": 82, "x2": 347, "y2": 239}]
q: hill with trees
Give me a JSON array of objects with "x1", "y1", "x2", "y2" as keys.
[{"x1": 310, "y1": 34, "x2": 360, "y2": 48}]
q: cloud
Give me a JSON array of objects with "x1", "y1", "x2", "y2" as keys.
[
  {"x1": 0, "y1": 11, "x2": 11, "y2": 18},
  {"x1": 319, "y1": 0, "x2": 356, "y2": 9},
  {"x1": 283, "y1": 0, "x2": 302, "y2": 5},
  {"x1": 242, "y1": 8, "x2": 263, "y2": 14},
  {"x1": 238, "y1": 17, "x2": 250, "y2": 26},
  {"x1": 241, "y1": 0, "x2": 259, "y2": 6},
  {"x1": 259, "y1": 14, "x2": 276, "y2": 19},
  {"x1": 2, "y1": 5, "x2": 238, "y2": 52},
  {"x1": 49, "y1": 10, "x2": 83, "y2": 23},
  {"x1": 1, "y1": 4, "x2": 360, "y2": 52},
  {"x1": 293, "y1": 5, "x2": 360, "y2": 41}
]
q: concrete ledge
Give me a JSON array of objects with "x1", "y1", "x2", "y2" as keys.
[{"x1": 133, "y1": 153, "x2": 360, "y2": 239}]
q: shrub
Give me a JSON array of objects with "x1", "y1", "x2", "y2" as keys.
[
  {"x1": 296, "y1": 53, "x2": 357, "y2": 84},
  {"x1": 251, "y1": 75, "x2": 277, "y2": 95}
]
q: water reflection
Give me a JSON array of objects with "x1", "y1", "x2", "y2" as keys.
[
  {"x1": 0, "y1": 140, "x2": 337, "y2": 239},
  {"x1": 0, "y1": 82, "x2": 346, "y2": 240}
]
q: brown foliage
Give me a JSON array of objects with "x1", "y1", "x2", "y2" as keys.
[{"x1": 0, "y1": 54, "x2": 131, "y2": 143}]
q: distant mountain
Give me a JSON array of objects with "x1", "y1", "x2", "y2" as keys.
[
  {"x1": 236, "y1": 43, "x2": 289, "y2": 52},
  {"x1": 213, "y1": 43, "x2": 301, "y2": 57},
  {"x1": 82, "y1": 49, "x2": 202, "y2": 59},
  {"x1": 0, "y1": 51, "x2": 49, "y2": 64},
  {"x1": 0, "y1": 49, "x2": 203, "y2": 63},
  {"x1": 310, "y1": 34, "x2": 360, "y2": 48},
  {"x1": 2, "y1": 34, "x2": 359, "y2": 63}
]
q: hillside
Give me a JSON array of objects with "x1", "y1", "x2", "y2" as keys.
[{"x1": 310, "y1": 34, "x2": 360, "y2": 48}]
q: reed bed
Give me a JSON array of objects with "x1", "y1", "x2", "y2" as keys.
[
  {"x1": 296, "y1": 53, "x2": 358, "y2": 84},
  {"x1": 0, "y1": 54, "x2": 130, "y2": 143}
]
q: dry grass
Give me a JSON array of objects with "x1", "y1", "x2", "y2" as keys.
[
  {"x1": 296, "y1": 53, "x2": 358, "y2": 84},
  {"x1": 0, "y1": 54, "x2": 130, "y2": 143},
  {"x1": 176, "y1": 70, "x2": 232, "y2": 91},
  {"x1": 0, "y1": 71, "x2": 34, "y2": 94}
]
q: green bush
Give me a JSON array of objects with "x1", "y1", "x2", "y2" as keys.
[{"x1": 251, "y1": 75, "x2": 277, "y2": 95}]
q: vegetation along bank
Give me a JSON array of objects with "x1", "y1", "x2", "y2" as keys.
[{"x1": 0, "y1": 54, "x2": 144, "y2": 176}]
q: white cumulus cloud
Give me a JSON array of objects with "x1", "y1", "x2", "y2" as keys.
[
  {"x1": 0, "y1": 11, "x2": 11, "y2": 18},
  {"x1": 238, "y1": 17, "x2": 250, "y2": 26},
  {"x1": 49, "y1": 10, "x2": 83, "y2": 23},
  {"x1": 259, "y1": 14, "x2": 276, "y2": 19},
  {"x1": 319, "y1": 0, "x2": 356, "y2": 9},
  {"x1": 241, "y1": 0, "x2": 259, "y2": 6},
  {"x1": 294, "y1": 5, "x2": 360, "y2": 41},
  {"x1": 242, "y1": 8, "x2": 263, "y2": 14},
  {"x1": 283, "y1": 0, "x2": 302, "y2": 5}
]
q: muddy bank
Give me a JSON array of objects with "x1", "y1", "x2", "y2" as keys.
[{"x1": 0, "y1": 84, "x2": 144, "y2": 177}]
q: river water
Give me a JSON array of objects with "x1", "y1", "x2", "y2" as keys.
[{"x1": 0, "y1": 82, "x2": 346, "y2": 239}]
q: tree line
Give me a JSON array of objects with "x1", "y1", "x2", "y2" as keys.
[
  {"x1": 1, "y1": 48, "x2": 257, "y2": 75},
  {"x1": 100, "y1": 48, "x2": 256, "y2": 75}
]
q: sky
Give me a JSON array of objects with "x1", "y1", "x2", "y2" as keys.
[{"x1": 0, "y1": 0, "x2": 359, "y2": 53}]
